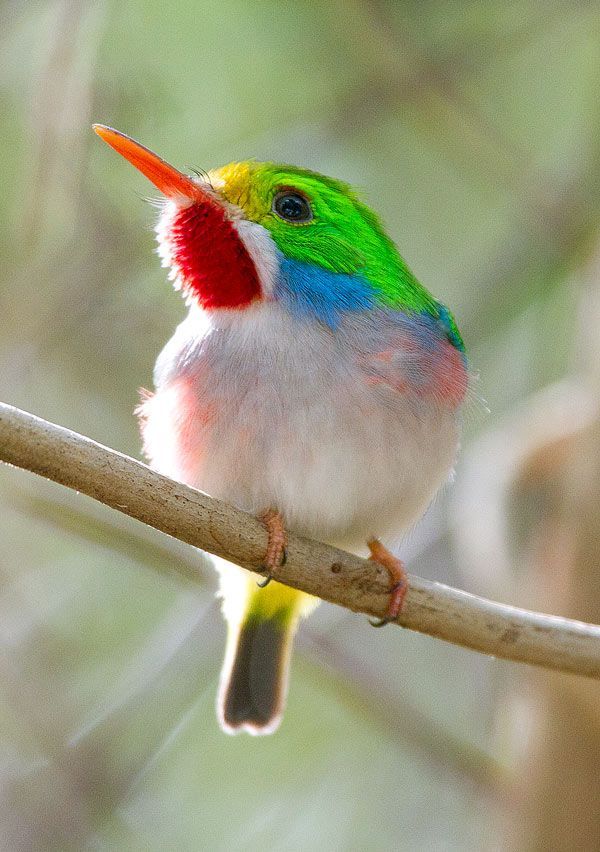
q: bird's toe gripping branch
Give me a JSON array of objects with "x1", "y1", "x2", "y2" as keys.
[
  {"x1": 257, "y1": 509, "x2": 288, "y2": 587},
  {"x1": 367, "y1": 538, "x2": 409, "y2": 627}
]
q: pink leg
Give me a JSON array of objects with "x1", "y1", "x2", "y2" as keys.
[
  {"x1": 367, "y1": 538, "x2": 409, "y2": 627},
  {"x1": 257, "y1": 509, "x2": 288, "y2": 587}
]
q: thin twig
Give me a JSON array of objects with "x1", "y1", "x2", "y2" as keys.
[{"x1": 1, "y1": 401, "x2": 600, "y2": 678}]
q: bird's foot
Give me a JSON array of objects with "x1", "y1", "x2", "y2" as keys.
[
  {"x1": 257, "y1": 509, "x2": 288, "y2": 587},
  {"x1": 367, "y1": 538, "x2": 408, "y2": 627}
]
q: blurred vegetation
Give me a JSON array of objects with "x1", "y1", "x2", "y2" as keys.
[{"x1": 1, "y1": 1, "x2": 600, "y2": 849}]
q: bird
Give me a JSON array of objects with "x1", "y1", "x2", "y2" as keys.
[{"x1": 93, "y1": 124, "x2": 468, "y2": 736}]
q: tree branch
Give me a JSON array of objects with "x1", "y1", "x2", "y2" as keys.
[{"x1": 1, "y1": 401, "x2": 599, "y2": 678}]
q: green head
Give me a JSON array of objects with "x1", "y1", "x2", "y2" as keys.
[
  {"x1": 93, "y1": 125, "x2": 463, "y2": 348},
  {"x1": 211, "y1": 160, "x2": 438, "y2": 314}
]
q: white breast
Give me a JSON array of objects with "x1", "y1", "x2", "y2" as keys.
[{"x1": 141, "y1": 302, "x2": 461, "y2": 553}]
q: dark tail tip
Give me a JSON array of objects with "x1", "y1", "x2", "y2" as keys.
[{"x1": 218, "y1": 617, "x2": 293, "y2": 736}]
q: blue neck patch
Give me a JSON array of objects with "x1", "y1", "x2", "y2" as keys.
[{"x1": 274, "y1": 257, "x2": 374, "y2": 329}]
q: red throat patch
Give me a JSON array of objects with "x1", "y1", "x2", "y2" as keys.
[{"x1": 168, "y1": 201, "x2": 261, "y2": 309}]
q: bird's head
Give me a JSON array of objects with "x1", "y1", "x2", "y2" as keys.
[{"x1": 93, "y1": 125, "x2": 443, "y2": 329}]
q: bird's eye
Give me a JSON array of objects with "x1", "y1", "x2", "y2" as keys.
[{"x1": 272, "y1": 190, "x2": 313, "y2": 223}]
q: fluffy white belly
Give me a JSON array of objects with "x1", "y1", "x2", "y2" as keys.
[{"x1": 141, "y1": 304, "x2": 461, "y2": 551}]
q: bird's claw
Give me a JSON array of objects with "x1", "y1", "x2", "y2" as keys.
[
  {"x1": 367, "y1": 540, "x2": 409, "y2": 628},
  {"x1": 257, "y1": 509, "x2": 287, "y2": 588},
  {"x1": 369, "y1": 616, "x2": 392, "y2": 628}
]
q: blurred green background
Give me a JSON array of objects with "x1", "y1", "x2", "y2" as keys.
[{"x1": 2, "y1": 2, "x2": 600, "y2": 850}]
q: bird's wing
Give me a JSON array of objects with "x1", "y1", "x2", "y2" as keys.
[{"x1": 355, "y1": 310, "x2": 468, "y2": 408}]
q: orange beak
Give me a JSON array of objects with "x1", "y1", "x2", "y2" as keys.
[{"x1": 93, "y1": 124, "x2": 207, "y2": 203}]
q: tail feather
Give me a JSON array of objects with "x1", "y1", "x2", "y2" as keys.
[
  {"x1": 218, "y1": 615, "x2": 296, "y2": 735},
  {"x1": 216, "y1": 561, "x2": 317, "y2": 735}
]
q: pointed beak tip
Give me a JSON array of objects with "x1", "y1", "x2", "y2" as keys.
[
  {"x1": 92, "y1": 123, "x2": 117, "y2": 141},
  {"x1": 91, "y1": 124, "x2": 205, "y2": 204}
]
